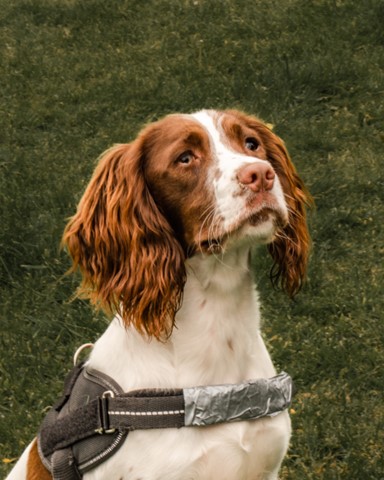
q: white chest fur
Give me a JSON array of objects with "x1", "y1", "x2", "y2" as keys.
[{"x1": 86, "y1": 249, "x2": 291, "y2": 479}]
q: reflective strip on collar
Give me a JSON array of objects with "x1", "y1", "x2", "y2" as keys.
[{"x1": 184, "y1": 372, "x2": 293, "y2": 427}]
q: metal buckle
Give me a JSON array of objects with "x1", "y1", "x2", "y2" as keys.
[{"x1": 95, "y1": 390, "x2": 116, "y2": 434}]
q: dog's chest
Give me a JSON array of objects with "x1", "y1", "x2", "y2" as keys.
[{"x1": 86, "y1": 268, "x2": 291, "y2": 478}]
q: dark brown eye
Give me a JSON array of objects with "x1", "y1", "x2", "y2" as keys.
[
  {"x1": 245, "y1": 137, "x2": 259, "y2": 151},
  {"x1": 177, "y1": 151, "x2": 194, "y2": 165}
]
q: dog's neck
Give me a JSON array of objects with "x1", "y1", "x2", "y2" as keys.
[
  {"x1": 88, "y1": 246, "x2": 275, "y2": 391},
  {"x1": 186, "y1": 246, "x2": 252, "y2": 293}
]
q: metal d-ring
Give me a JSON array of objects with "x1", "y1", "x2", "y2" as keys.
[{"x1": 73, "y1": 343, "x2": 94, "y2": 366}]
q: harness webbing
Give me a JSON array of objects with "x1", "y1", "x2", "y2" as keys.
[{"x1": 39, "y1": 388, "x2": 185, "y2": 457}]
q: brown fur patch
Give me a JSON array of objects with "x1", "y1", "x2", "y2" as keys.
[{"x1": 26, "y1": 439, "x2": 52, "y2": 480}]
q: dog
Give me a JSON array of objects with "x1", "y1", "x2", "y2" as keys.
[{"x1": 7, "y1": 109, "x2": 311, "y2": 480}]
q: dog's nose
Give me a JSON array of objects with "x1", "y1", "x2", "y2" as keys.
[{"x1": 237, "y1": 162, "x2": 275, "y2": 192}]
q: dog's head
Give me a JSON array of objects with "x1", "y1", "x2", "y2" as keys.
[{"x1": 63, "y1": 110, "x2": 311, "y2": 338}]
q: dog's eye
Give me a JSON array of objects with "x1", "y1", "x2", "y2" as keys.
[
  {"x1": 177, "y1": 151, "x2": 194, "y2": 165},
  {"x1": 245, "y1": 138, "x2": 260, "y2": 151}
]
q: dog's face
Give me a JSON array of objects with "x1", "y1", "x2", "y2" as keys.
[
  {"x1": 143, "y1": 110, "x2": 290, "y2": 255},
  {"x1": 63, "y1": 109, "x2": 311, "y2": 337}
]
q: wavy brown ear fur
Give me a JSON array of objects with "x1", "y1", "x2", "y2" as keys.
[
  {"x1": 62, "y1": 141, "x2": 186, "y2": 339},
  {"x1": 257, "y1": 123, "x2": 312, "y2": 296}
]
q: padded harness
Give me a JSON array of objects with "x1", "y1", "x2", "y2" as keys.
[{"x1": 37, "y1": 353, "x2": 293, "y2": 479}]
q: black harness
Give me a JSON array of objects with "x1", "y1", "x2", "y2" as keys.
[{"x1": 38, "y1": 356, "x2": 293, "y2": 479}]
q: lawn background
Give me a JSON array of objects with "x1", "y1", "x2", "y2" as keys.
[{"x1": 1, "y1": 0, "x2": 383, "y2": 478}]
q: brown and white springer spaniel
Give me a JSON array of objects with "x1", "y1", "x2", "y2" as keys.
[{"x1": 8, "y1": 109, "x2": 311, "y2": 480}]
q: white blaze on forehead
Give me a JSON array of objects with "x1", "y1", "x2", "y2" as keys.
[
  {"x1": 189, "y1": 110, "x2": 225, "y2": 153},
  {"x1": 190, "y1": 110, "x2": 255, "y2": 164},
  {"x1": 189, "y1": 110, "x2": 269, "y2": 171}
]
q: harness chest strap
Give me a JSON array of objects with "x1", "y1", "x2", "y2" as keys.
[{"x1": 39, "y1": 370, "x2": 293, "y2": 459}]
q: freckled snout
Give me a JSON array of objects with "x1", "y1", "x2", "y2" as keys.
[{"x1": 237, "y1": 162, "x2": 275, "y2": 193}]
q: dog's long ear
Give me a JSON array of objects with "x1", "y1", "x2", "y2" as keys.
[
  {"x1": 259, "y1": 125, "x2": 312, "y2": 296},
  {"x1": 62, "y1": 141, "x2": 186, "y2": 339}
]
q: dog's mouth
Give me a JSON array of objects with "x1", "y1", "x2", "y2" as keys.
[
  {"x1": 248, "y1": 209, "x2": 275, "y2": 226},
  {"x1": 197, "y1": 207, "x2": 287, "y2": 254}
]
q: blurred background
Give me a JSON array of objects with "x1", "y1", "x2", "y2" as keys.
[{"x1": 1, "y1": 0, "x2": 383, "y2": 478}]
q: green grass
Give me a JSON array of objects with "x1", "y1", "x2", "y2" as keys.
[{"x1": 1, "y1": 0, "x2": 383, "y2": 478}]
